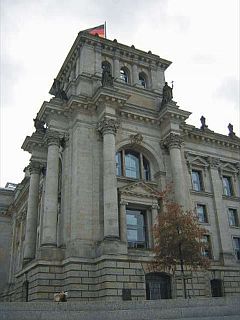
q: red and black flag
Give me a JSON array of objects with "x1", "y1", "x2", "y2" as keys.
[{"x1": 82, "y1": 24, "x2": 106, "y2": 38}]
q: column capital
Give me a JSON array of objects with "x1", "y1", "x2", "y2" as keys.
[
  {"x1": 207, "y1": 156, "x2": 220, "y2": 169},
  {"x1": 120, "y1": 200, "x2": 128, "y2": 206},
  {"x1": 29, "y1": 160, "x2": 42, "y2": 175},
  {"x1": 45, "y1": 130, "x2": 60, "y2": 146},
  {"x1": 97, "y1": 117, "x2": 119, "y2": 135},
  {"x1": 162, "y1": 133, "x2": 184, "y2": 149}
]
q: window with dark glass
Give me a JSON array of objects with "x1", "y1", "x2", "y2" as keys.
[
  {"x1": 202, "y1": 235, "x2": 212, "y2": 259},
  {"x1": 126, "y1": 209, "x2": 147, "y2": 248},
  {"x1": 223, "y1": 176, "x2": 233, "y2": 196},
  {"x1": 116, "y1": 150, "x2": 151, "y2": 181},
  {"x1": 191, "y1": 170, "x2": 203, "y2": 191},
  {"x1": 139, "y1": 73, "x2": 147, "y2": 88},
  {"x1": 146, "y1": 273, "x2": 172, "y2": 300},
  {"x1": 197, "y1": 204, "x2": 208, "y2": 223},
  {"x1": 125, "y1": 150, "x2": 140, "y2": 179},
  {"x1": 233, "y1": 237, "x2": 240, "y2": 260},
  {"x1": 120, "y1": 68, "x2": 129, "y2": 83},
  {"x1": 228, "y1": 208, "x2": 239, "y2": 227}
]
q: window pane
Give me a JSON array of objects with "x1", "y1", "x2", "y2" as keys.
[
  {"x1": 120, "y1": 68, "x2": 128, "y2": 83},
  {"x1": 233, "y1": 237, "x2": 240, "y2": 260},
  {"x1": 125, "y1": 151, "x2": 140, "y2": 179},
  {"x1": 202, "y1": 235, "x2": 212, "y2": 258},
  {"x1": 223, "y1": 176, "x2": 233, "y2": 196},
  {"x1": 126, "y1": 209, "x2": 147, "y2": 248},
  {"x1": 228, "y1": 209, "x2": 238, "y2": 227},
  {"x1": 143, "y1": 156, "x2": 150, "y2": 181},
  {"x1": 191, "y1": 170, "x2": 203, "y2": 191},
  {"x1": 197, "y1": 204, "x2": 207, "y2": 223},
  {"x1": 139, "y1": 74, "x2": 146, "y2": 88}
]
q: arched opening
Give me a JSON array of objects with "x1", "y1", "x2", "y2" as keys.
[
  {"x1": 146, "y1": 272, "x2": 172, "y2": 300},
  {"x1": 115, "y1": 149, "x2": 151, "y2": 181},
  {"x1": 120, "y1": 67, "x2": 130, "y2": 83},
  {"x1": 139, "y1": 72, "x2": 147, "y2": 88},
  {"x1": 210, "y1": 279, "x2": 223, "y2": 297}
]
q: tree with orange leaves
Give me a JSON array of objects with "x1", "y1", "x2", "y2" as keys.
[{"x1": 151, "y1": 188, "x2": 210, "y2": 298}]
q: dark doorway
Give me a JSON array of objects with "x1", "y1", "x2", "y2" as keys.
[
  {"x1": 211, "y1": 279, "x2": 223, "y2": 297},
  {"x1": 146, "y1": 272, "x2": 172, "y2": 300}
]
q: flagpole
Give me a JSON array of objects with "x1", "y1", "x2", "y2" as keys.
[{"x1": 104, "y1": 21, "x2": 107, "y2": 39}]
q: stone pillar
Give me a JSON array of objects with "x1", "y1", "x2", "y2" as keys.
[
  {"x1": 98, "y1": 117, "x2": 119, "y2": 239},
  {"x1": 23, "y1": 161, "x2": 41, "y2": 261},
  {"x1": 132, "y1": 63, "x2": 138, "y2": 85},
  {"x1": 41, "y1": 131, "x2": 60, "y2": 246},
  {"x1": 113, "y1": 56, "x2": 120, "y2": 80},
  {"x1": 208, "y1": 157, "x2": 233, "y2": 264},
  {"x1": 163, "y1": 133, "x2": 188, "y2": 208},
  {"x1": 119, "y1": 200, "x2": 128, "y2": 242}
]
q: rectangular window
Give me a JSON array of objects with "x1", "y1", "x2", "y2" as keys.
[
  {"x1": 233, "y1": 237, "x2": 240, "y2": 260},
  {"x1": 202, "y1": 235, "x2": 212, "y2": 259},
  {"x1": 126, "y1": 209, "x2": 147, "y2": 248},
  {"x1": 197, "y1": 204, "x2": 208, "y2": 223},
  {"x1": 228, "y1": 208, "x2": 239, "y2": 227},
  {"x1": 223, "y1": 176, "x2": 233, "y2": 196},
  {"x1": 191, "y1": 170, "x2": 203, "y2": 191}
]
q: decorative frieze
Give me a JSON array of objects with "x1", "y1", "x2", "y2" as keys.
[{"x1": 97, "y1": 117, "x2": 119, "y2": 135}]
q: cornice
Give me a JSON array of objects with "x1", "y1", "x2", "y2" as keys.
[
  {"x1": 21, "y1": 131, "x2": 46, "y2": 153},
  {"x1": 182, "y1": 124, "x2": 240, "y2": 151},
  {"x1": 158, "y1": 103, "x2": 191, "y2": 124}
]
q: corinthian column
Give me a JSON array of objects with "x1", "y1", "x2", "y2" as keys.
[
  {"x1": 23, "y1": 161, "x2": 41, "y2": 262},
  {"x1": 163, "y1": 133, "x2": 188, "y2": 208},
  {"x1": 41, "y1": 131, "x2": 60, "y2": 246},
  {"x1": 98, "y1": 117, "x2": 119, "y2": 239}
]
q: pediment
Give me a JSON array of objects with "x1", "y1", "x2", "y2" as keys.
[
  {"x1": 221, "y1": 162, "x2": 238, "y2": 173},
  {"x1": 118, "y1": 181, "x2": 160, "y2": 199},
  {"x1": 190, "y1": 156, "x2": 208, "y2": 167}
]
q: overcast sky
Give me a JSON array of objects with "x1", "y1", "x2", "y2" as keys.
[{"x1": 0, "y1": 0, "x2": 239, "y2": 187}]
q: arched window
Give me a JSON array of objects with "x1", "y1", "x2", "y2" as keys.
[
  {"x1": 139, "y1": 72, "x2": 147, "y2": 88},
  {"x1": 116, "y1": 149, "x2": 151, "y2": 181},
  {"x1": 120, "y1": 67, "x2": 129, "y2": 83},
  {"x1": 146, "y1": 272, "x2": 172, "y2": 300}
]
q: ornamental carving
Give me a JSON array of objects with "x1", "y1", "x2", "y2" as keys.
[
  {"x1": 45, "y1": 130, "x2": 60, "y2": 146},
  {"x1": 29, "y1": 161, "x2": 42, "y2": 175},
  {"x1": 97, "y1": 117, "x2": 119, "y2": 135},
  {"x1": 130, "y1": 133, "x2": 143, "y2": 145},
  {"x1": 162, "y1": 133, "x2": 183, "y2": 149},
  {"x1": 207, "y1": 156, "x2": 220, "y2": 169}
]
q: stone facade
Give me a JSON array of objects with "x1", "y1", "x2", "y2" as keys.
[{"x1": 0, "y1": 32, "x2": 239, "y2": 302}]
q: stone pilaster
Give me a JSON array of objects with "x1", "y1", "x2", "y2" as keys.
[
  {"x1": 208, "y1": 156, "x2": 234, "y2": 264},
  {"x1": 23, "y1": 161, "x2": 41, "y2": 262},
  {"x1": 113, "y1": 55, "x2": 120, "y2": 80},
  {"x1": 41, "y1": 131, "x2": 60, "y2": 246},
  {"x1": 119, "y1": 200, "x2": 128, "y2": 242},
  {"x1": 163, "y1": 133, "x2": 188, "y2": 208},
  {"x1": 132, "y1": 64, "x2": 138, "y2": 85},
  {"x1": 98, "y1": 117, "x2": 119, "y2": 239}
]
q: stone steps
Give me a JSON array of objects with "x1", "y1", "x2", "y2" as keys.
[{"x1": 1, "y1": 297, "x2": 240, "y2": 320}]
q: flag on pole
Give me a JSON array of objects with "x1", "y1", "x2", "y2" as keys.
[{"x1": 82, "y1": 24, "x2": 105, "y2": 38}]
